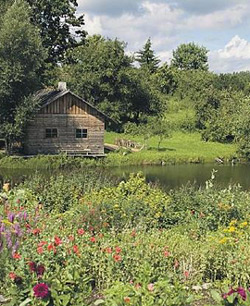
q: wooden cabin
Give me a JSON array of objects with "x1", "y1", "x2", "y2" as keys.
[{"x1": 23, "y1": 83, "x2": 109, "y2": 156}]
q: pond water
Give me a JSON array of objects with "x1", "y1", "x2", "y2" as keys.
[
  {"x1": 112, "y1": 163, "x2": 250, "y2": 190},
  {"x1": 0, "y1": 163, "x2": 250, "y2": 190}
]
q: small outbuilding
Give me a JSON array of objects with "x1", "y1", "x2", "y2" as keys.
[{"x1": 23, "y1": 83, "x2": 109, "y2": 156}]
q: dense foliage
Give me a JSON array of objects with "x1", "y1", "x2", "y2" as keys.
[
  {"x1": 0, "y1": 0, "x2": 46, "y2": 153},
  {"x1": 2, "y1": 172, "x2": 250, "y2": 305}
]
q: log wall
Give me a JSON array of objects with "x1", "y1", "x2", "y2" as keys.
[{"x1": 24, "y1": 93, "x2": 105, "y2": 155}]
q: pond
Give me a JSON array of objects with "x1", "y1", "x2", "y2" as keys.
[
  {"x1": 111, "y1": 163, "x2": 250, "y2": 190},
  {"x1": 0, "y1": 163, "x2": 250, "y2": 190}
]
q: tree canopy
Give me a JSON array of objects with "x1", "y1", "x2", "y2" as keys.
[
  {"x1": 26, "y1": 0, "x2": 86, "y2": 65},
  {"x1": 62, "y1": 35, "x2": 162, "y2": 123},
  {"x1": 171, "y1": 43, "x2": 209, "y2": 71},
  {"x1": 0, "y1": 0, "x2": 46, "y2": 152},
  {"x1": 136, "y1": 38, "x2": 160, "y2": 73}
]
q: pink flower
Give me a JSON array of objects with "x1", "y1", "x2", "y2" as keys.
[
  {"x1": 237, "y1": 287, "x2": 247, "y2": 301},
  {"x1": 147, "y1": 283, "x2": 154, "y2": 292},
  {"x1": 54, "y1": 236, "x2": 62, "y2": 246},
  {"x1": 37, "y1": 246, "x2": 44, "y2": 254},
  {"x1": 29, "y1": 261, "x2": 37, "y2": 272},
  {"x1": 33, "y1": 283, "x2": 50, "y2": 299},
  {"x1": 77, "y1": 228, "x2": 85, "y2": 235},
  {"x1": 36, "y1": 265, "x2": 45, "y2": 277},
  {"x1": 115, "y1": 246, "x2": 122, "y2": 254}
]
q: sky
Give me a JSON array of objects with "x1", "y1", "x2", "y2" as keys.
[{"x1": 77, "y1": 0, "x2": 250, "y2": 73}]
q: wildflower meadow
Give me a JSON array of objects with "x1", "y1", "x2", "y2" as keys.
[{"x1": 1, "y1": 171, "x2": 250, "y2": 305}]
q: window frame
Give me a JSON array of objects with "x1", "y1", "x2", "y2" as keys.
[
  {"x1": 45, "y1": 128, "x2": 58, "y2": 139},
  {"x1": 75, "y1": 128, "x2": 88, "y2": 139}
]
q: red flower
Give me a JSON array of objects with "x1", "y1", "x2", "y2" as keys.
[
  {"x1": 38, "y1": 241, "x2": 47, "y2": 247},
  {"x1": 29, "y1": 261, "x2": 37, "y2": 272},
  {"x1": 113, "y1": 254, "x2": 122, "y2": 262},
  {"x1": 184, "y1": 270, "x2": 189, "y2": 279},
  {"x1": 90, "y1": 237, "x2": 96, "y2": 243},
  {"x1": 9, "y1": 272, "x2": 17, "y2": 280},
  {"x1": 77, "y1": 228, "x2": 85, "y2": 235},
  {"x1": 115, "y1": 247, "x2": 122, "y2": 254},
  {"x1": 164, "y1": 250, "x2": 170, "y2": 257},
  {"x1": 32, "y1": 228, "x2": 41, "y2": 235},
  {"x1": 73, "y1": 245, "x2": 80, "y2": 255},
  {"x1": 124, "y1": 297, "x2": 131, "y2": 303},
  {"x1": 147, "y1": 283, "x2": 154, "y2": 292},
  {"x1": 135, "y1": 283, "x2": 141, "y2": 290},
  {"x1": 131, "y1": 230, "x2": 136, "y2": 237},
  {"x1": 12, "y1": 253, "x2": 21, "y2": 260},
  {"x1": 48, "y1": 243, "x2": 56, "y2": 254},
  {"x1": 68, "y1": 235, "x2": 75, "y2": 241},
  {"x1": 37, "y1": 247, "x2": 44, "y2": 254},
  {"x1": 33, "y1": 283, "x2": 50, "y2": 299},
  {"x1": 36, "y1": 265, "x2": 45, "y2": 277},
  {"x1": 106, "y1": 247, "x2": 112, "y2": 254},
  {"x1": 174, "y1": 259, "x2": 179, "y2": 268},
  {"x1": 54, "y1": 236, "x2": 62, "y2": 246}
]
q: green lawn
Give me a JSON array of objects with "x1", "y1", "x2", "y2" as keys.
[{"x1": 105, "y1": 131, "x2": 237, "y2": 165}]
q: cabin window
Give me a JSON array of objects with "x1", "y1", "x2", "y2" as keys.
[
  {"x1": 76, "y1": 128, "x2": 88, "y2": 139},
  {"x1": 45, "y1": 128, "x2": 58, "y2": 138}
]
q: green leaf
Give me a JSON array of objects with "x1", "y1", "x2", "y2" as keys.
[
  {"x1": 94, "y1": 299, "x2": 105, "y2": 305},
  {"x1": 59, "y1": 294, "x2": 71, "y2": 306},
  {"x1": 211, "y1": 290, "x2": 223, "y2": 303},
  {"x1": 19, "y1": 298, "x2": 32, "y2": 306}
]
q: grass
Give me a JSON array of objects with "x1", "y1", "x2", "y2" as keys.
[
  {"x1": 105, "y1": 131, "x2": 237, "y2": 165},
  {"x1": 0, "y1": 131, "x2": 237, "y2": 169}
]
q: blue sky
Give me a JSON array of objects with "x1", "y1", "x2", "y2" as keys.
[{"x1": 77, "y1": 0, "x2": 250, "y2": 73}]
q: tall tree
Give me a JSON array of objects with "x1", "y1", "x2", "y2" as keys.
[
  {"x1": 136, "y1": 38, "x2": 160, "y2": 73},
  {"x1": 0, "y1": 0, "x2": 46, "y2": 153},
  {"x1": 63, "y1": 35, "x2": 161, "y2": 123},
  {"x1": 26, "y1": 0, "x2": 86, "y2": 65},
  {"x1": 171, "y1": 43, "x2": 209, "y2": 71}
]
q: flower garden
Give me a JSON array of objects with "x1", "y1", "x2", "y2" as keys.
[{"x1": 1, "y1": 171, "x2": 250, "y2": 305}]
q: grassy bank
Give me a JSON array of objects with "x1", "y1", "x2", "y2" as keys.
[
  {"x1": 0, "y1": 131, "x2": 237, "y2": 169},
  {"x1": 105, "y1": 131, "x2": 237, "y2": 165}
]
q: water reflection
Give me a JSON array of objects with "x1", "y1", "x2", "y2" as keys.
[{"x1": 0, "y1": 163, "x2": 250, "y2": 190}]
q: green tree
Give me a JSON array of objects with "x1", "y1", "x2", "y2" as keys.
[
  {"x1": 153, "y1": 63, "x2": 178, "y2": 95},
  {"x1": 171, "y1": 43, "x2": 209, "y2": 71},
  {"x1": 63, "y1": 35, "x2": 161, "y2": 123},
  {"x1": 26, "y1": 0, "x2": 86, "y2": 65},
  {"x1": 0, "y1": 0, "x2": 46, "y2": 153},
  {"x1": 136, "y1": 38, "x2": 160, "y2": 73}
]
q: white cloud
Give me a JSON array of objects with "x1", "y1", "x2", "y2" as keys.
[
  {"x1": 88, "y1": 2, "x2": 183, "y2": 53},
  {"x1": 172, "y1": 0, "x2": 247, "y2": 15},
  {"x1": 209, "y1": 36, "x2": 250, "y2": 72},
  {"x1": 84, "y1": 14, "x2": 103, "y2": 35},
  {"x1": 77, "y1": 1, "x2": 250, "y2": 72},
  {"x1": 186, "y1": 4, "x2": 248, "y2": 29}
]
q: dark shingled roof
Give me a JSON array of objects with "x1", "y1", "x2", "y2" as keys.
[{"x1": 35, "y1": 89, "x2": 112, "y2": 121}]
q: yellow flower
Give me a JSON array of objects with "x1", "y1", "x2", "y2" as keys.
[
  {"x1": 228, "y1": 226, "x2": 236, "y2": 233},
  {"x1": 240, "y1": 222, "x2": 248, "y2": 228},
  {"x1": 229, "y1": 220, "x2": 237, "y2": 226},
  {"x1": 219, "y1": 237, "x2": 228, "y2": 244}
]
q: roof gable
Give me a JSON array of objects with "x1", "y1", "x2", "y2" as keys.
[{"x1": 36, "y1": 89, "x2": 111, "y2": 120}]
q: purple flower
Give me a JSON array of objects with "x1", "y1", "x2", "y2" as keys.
[
  {"x1": 13, "y1": 223, "x2": 22, "y2": 237},
  {"x1": 237, "y1": 287, "x2": 247, "y2": 301},
  {"x1": 33, "y1": 283, "x2": 50, "y2": 299},
  {"x1": 7, "y1": 213, "x2": 15, "y2": 223},
  {"x1": 23, "y1": 212, "x2": 28, "y2": 220}
]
